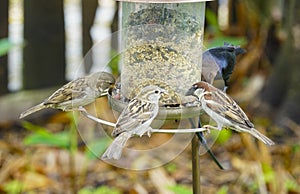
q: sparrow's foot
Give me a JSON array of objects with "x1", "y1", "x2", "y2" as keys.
[
  {"x1": 78, "y1": 106, "x2": 87, "y2": 113},
  {"x1": 202, "y1": 125, "x2": 220, "y2": 133},
  {"x1": 147, "y1": 129, "x2": 152, "y2": 137}
]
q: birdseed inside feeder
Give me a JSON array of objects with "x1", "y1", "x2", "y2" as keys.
[{"x1": 111, "y1": 0, "x2": 208, "y2": 119}]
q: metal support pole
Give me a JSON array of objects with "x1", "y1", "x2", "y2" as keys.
[{"x1": 192, "y1": 133, "x2": 201, "y2": 194}]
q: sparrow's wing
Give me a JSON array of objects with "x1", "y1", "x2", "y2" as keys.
[
  {"x1": 204, "y1": 90, "x2": 254, "y2": 128},
  {"x1": 43, "y1": 78, "x2": 88, "y2": 105},
  {"x1": 112, "y1": 99, "x2": 157, "y2": 137}
]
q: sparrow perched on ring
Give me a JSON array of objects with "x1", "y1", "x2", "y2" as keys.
[
  {"x1": 102, "y1": 85, "x2": 167, "y2": 160},
  {"x1": 202, "y1": 42, "x2": 246, "y2": 90},
  {"x1": 19, "y1": 71, "x2": 115, "y2": 118},
  {"x1": 186, "y1": 81, "x2": 274, "y2": 146}
]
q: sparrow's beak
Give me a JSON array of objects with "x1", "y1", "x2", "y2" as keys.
[
  {"x1": 185, "y1": 87, "x2": 196, "y2": 96},
  {"x1": 107, "y1": 87, "x2": 113, "y2": 95},
  {"x1": 101, "y1": 82, "x2": 113, "y2": 95}
]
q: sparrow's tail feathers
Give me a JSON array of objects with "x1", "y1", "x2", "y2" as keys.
[
  {"x1": 19, "y1": 103, "x2": 46, "y2": 119},
  {"x1": 248, "y1": 128, "x2": 275, "y2": 146},
  {"x1": 101, "y1": 132, "x2": 131, "y2": 160}
]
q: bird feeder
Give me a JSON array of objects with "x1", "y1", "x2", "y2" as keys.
[{"x1": 110, "y1": 0, "x2": 208, "y2": 119}]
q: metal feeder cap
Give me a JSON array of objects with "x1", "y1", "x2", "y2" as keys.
[{"x1": 117, "y1": 0, "x2": 211, "y2": 3}]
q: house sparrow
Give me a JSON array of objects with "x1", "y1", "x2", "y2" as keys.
[
  {"x1": 197, "y1": 43, "x2": 246, "y2": 168},
  {"x1": 186, "y1": 81, "x2": 275, "y2": 146},
  {"x1": 102, "y1": 85, "x2": 167, "y2": 160},
  {"x1": 202, "y1": 42, "x2": 246, "y2": 90},
  {"x1": 19, "y1": 71, "x2": 115, "y2": 118}
]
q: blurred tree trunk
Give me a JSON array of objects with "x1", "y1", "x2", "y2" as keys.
[
  {"x1": 82, "y1": 0, "x2": 98, "y2": 74},
  {"x1": 259, "y1": 0, "x2": 300, "y2": 125},
  {"x1": 0, "y1": 0, "x2": 9, "y2": 95},
  {"x1": 111, "y1": 3, "x2": 118, "y2": 51},
  {"x1": 23, "y1": 0, "x2": 65, "y2": 89}
]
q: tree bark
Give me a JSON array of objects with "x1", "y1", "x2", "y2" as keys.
[
  {"x1": 23, "y1": 0, "x2": 65, "y2": 89},
  {"x1": 0, "y1": 0, "x2": 9, "y2": 95},
  {"x1": 259, "y1": 0, "x2": 300, "y2": 125},
  {"x1": 82, "y1": 0, "x2": 98, "y2": 74}
]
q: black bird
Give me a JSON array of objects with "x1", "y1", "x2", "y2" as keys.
[{"x1": 202, "y1": 42, "x2": 246, "y2": 91}]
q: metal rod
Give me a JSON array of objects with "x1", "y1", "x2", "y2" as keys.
[
  {"x1": 192, "y1": 132, "x2": 201, "y2": 194},
  {"x1": 80, "y1": 109, "x2": 116, "y2": 127},
  {"x1": 80, "y1": 109, "x2": 209, "y2": 133},
  {"x1": 188, "y1": 118, "x2": 201, "y2": 193},
  {"x1": 150, "y1": 128, "x2": 207, "y2": 133}
]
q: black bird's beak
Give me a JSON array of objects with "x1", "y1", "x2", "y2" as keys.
[{"x1": 235, "y1": 47, "x2": 247, "y2": 55}]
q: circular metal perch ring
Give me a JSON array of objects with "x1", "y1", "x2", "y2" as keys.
[{"x1": 108, "y1": 89, "x2": 202, "y2": 120}]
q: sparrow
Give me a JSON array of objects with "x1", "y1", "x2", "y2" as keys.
[
  {"x1": 102, "y1": 85, "x2": 167, "y2": 160},
  {"x1": 202, "y1": 42, "x2": 246, "y2": 90},
  {"x1": 197, "y1": 43, "x2": 246, "y2": 168},
  {"x1": 186, "y1": 81, "x2": 275, "y2": 146},
  {"x1": 19, "y1": 71, "x2": 115, "y2": 118}
]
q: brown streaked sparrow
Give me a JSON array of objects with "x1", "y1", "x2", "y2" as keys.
[
  {"x1": 102, "y1": 85, "x2": 167, "y2": 160},
  {"x1": 19, "y1": 72, "x2": 115, "y2": 119},
  {"x1": 186, "y1": 81, "x2": 275, "y2": 146}
]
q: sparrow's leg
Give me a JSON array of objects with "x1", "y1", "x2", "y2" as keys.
[
  {"x1": 147, "y1": 128, "x2": 152, "y2": 137},
  {"x1": 223, "y1": 86, "x2": 228, "y2": 93},
  {"x1": 189, "y1": 118, "x2": 225, "y2": 170},
  {"x1": 77, "y1": 106, "x2": 88, "y2": 112},
  {"x1": 202, "y1": 125, "x2": 219, "y2": 131}
]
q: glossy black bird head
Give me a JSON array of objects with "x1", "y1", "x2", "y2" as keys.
[
  {"x1": 224, "y1": 42, "x2": 247, "y2": 55},
  {"x1": 202, "y1": 42, "x2": 246, "y2": 87}
]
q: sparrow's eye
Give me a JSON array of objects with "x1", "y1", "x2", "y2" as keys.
[{"x1": 154, "y1": 90, "x2": 159, "y2": 94}]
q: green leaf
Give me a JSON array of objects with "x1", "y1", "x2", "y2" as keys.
[
  {"x1": 216, "y1": 186, "x2": 229, "y2": 194},
  {"x1": 23, "y1": 121, "x2": 70, "y2": 149},
  {"x1": 204, "y1": 36, "x2": 247, "y2": 49},
  {"x1": 262, "y1": 163, "x2": 275, "y2": 183},
  {"x1": 0, "y1": 38, "x2": 13, "y2": 56},
  {"x1": 3, "y1": 180, "x2": 24, "y2": 194},
  {"x1": 205, "y1": 8, "x2": 219, "y2": 29},
  {"x1": 210, "y1": 129, "x2": 232, "y2": 145},
  {"x1": 292, "y1": 143, "x2": 300, "y2": 153},
  {"x1": 79, "y1": 186, "x2": 121, "y2": 194},
  {"x1": 285, "y1": 179, "x2": 300, "y2": 192},
  {"x1": 168, "y1": 185, "x2": 192, "y2": 194},
  {"x1": 85, "y1": 137, "x2": 111, "y2": 160},
  {"x1": 165, "y1": 163, "x2": 177, "y2": 173},
  {"x1": 107, "y1": 50, "x2": 120, "y2": 75},
  {"x1": 23, "y1": 131, "x2": 70, "y2": 149},
  {"x1": 22, "y1": 121, "x2": 48, "y2": 133}
]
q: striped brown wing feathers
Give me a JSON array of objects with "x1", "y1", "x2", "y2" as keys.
[
  {"x1": 205, "y1": 88, "x2": 254, "y2": 128},
  {"x1": 43, "y1": 78, "x2": 87, "y2": 105},
  {"x1": 112, "y1": 99, "x2": 156, "y2": 137}
]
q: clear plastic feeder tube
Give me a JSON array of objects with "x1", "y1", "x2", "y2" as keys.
[{"x1": 119, "y1": 0, "x2": 207, "y2": 105}]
